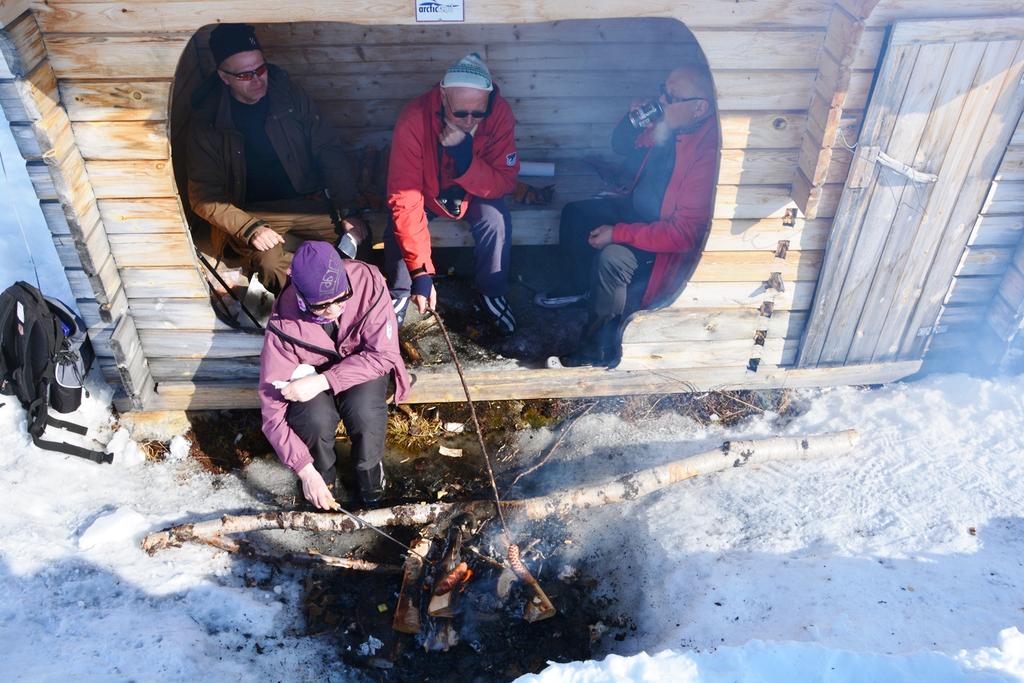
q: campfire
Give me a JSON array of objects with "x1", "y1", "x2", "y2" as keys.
[{"x1": 393, "y1": 509, "x2": 556, "y2": 653}]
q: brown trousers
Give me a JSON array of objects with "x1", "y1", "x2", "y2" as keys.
[{"x1": 228, "y1": 198, "x2": 341, "y2": 295}]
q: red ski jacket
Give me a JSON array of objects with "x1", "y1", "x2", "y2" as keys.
[
  {"x1": 612, "y1": 116, "x2": 719, "y2": 307},
  {"x1": 386, "y1": 85, "x2": 519, "y2": 277}
]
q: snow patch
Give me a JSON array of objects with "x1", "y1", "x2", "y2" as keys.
[
  {"x1": 518, "y1": 639, "x2": 1024, "y2": 683},
  {"x1": 168, "y1": 434, "x2": 191, "y2": 462},
  {"x1": 106, "y1": 427, "x2": 146, "y2": 467},
  {"x1": 77, "y1": 507, "x2": 149, "y2": 550}
]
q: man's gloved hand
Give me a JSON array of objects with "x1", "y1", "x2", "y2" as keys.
[
  {"x1": 297, "y1": 463, "x2": 338, "y2": 510},
  {"x1": 411, "y1": 274, "x2": 436, "y2": 314},
  {"x1": 249, "y1": 224, "x2": 285, "y2": 252}
]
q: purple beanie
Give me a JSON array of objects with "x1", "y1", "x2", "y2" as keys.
[{"x1": 291, "y1": 242, "x2": 349, "y2": 303}]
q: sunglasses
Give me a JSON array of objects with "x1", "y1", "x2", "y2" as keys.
[
  {"x1": 220, "y1": 62, "x2": 268, "y2": 82},
  {"x1": 443, "y1": 92, "x2": 489, "y2": 120},
  {"x1": 303, "y1": 289, "x2": 352, "y2": 314},
  {"x1": 450, "y1": 109, "x2": 489, "y2": 119},
  {"x1": 660, "y1": 84, "x2": 706, "y2": 106}
]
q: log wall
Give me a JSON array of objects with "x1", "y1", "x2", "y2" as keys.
[
  {"x1": 0, "y1": 0, "x2": 1018, "y2": 408},
  {"x1": 36, "y1": 10, "x2": 852, "y2": 395},
  {"x1": 0, "y1": 9, "x2": 154, "y2": 409}
]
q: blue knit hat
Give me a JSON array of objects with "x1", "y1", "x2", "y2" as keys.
[{"x1": 441, "y1": 53, "x2": 493, "y2": 91}]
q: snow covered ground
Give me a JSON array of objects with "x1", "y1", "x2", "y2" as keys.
[{"x1": 2, "y1": 371, "x2": 1024, "y2": 681}]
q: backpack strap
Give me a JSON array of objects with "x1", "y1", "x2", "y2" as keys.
[
  {"x1": 31, "y1": 432, "x2": 113, "y2": 464},
  {"x1": 26, "y1": 396, "x2": 112, "y2": 464},
  {"x1": 46, "y1": 414, "x2": 89, "y2": 435}
]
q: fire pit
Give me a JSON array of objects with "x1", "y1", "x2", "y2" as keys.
[{"x1": 303, "y1": 516, "x2": 603, "y2": 680}]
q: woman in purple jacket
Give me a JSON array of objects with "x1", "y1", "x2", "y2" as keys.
[{"x1": 259, "y1": 241, "x2": 411, "y2": 509}]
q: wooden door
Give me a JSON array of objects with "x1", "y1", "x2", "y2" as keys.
[{"x1": 798, "y1": 17, "x2": 1024, "y2": 367}]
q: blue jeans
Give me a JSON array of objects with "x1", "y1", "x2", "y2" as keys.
[{"x1": 384, "y1": 197, "x2": 513, "y2": 299}]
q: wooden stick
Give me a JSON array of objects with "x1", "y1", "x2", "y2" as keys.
[
  {"x1": 430, "y1": 310, "x2": 510, "y2": 533},
  {"x1": 512, "y1": 429, "x2": 860, "y2": 520},
  {"x1": 142, "y1": 431, "x2": 859, "y2": 555},
  {"x1": 393, "y1": 537, "x2": 434, "y2": 634},
  {"x1": 142, "y1": 502, "x2": 460, "y2": 555},
  {"x1": 202, "y1": 534, "x2": 401, "y2": 573},
  {"x1": 427, "y1": 514, "x2": 470, "y2": 618}
]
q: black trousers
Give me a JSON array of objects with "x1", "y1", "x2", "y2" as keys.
[
  {"x1": 284, "y1": 374, "x2": 388, "y2": 487},
  {"x1": 559, "y1": 198, "x2": 655, "y2": 349}
]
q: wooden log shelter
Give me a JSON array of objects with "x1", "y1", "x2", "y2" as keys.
[{"x1": 1, "y1": 0, "x2": 1022, "y2": 411}]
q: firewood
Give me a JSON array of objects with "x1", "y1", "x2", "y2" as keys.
[
  {"x1": 142, "y1": 431, "x2": 859, "y2": 563},
  {"x1": 427, "y1": 588, "x2": 457, "y2": 618},
  {"x1": 393, "y1": 537, "x2": 433, "y2": 634},
  {"x1": 427, "y1": 516, "x2": 471, "y2": 618}
]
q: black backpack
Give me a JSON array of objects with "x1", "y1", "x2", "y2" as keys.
[{"x1": 0, "y1": 281, "x2": 111, "y2": 464}]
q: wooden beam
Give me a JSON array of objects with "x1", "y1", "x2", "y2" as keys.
[
  {"x1": 0, "y1": 9, "x2": 43, "y2": 77},
  {"x1": 957, "y1": 246, "x2": 1014, "y2": 277},
  {"x1": 8, "y1": 120, "x2": 40, "y2": 158},
  {"x1": 0, "y1": 79, "x2": 28, "y2": 121},
  {"x1": 98, "y1": 198, "x2": 186, "y2": 233},
  {"x1": 85, "y1": 159, "x2": 176, "y2": 199},
  {"x1": 970, "y1": 214, "x2": 1024, "y2": 247},
  {"x1": 946, "y1": 275, "x2": 1002, "y2": 306},
  {"x1": 72, "y1": 121, "x2": 169, "y2": 160},
  {"x1": 33, "y1": 2, "x2": 834, "y2": 35},
  {"x1": 0, "y1": 0, "x2": 29, "y2": 30},
  {"x1": 619, "y1": 336, "x2": 797, "y2": 370},
  {"x1": 669, "y1": 279, "x2": 817, "y2": 311},
  {"x1": 622, "y1": 308, "x2": 809, "y2": 344},
  {"x1": 791, "y1": 2, "x2": 869, "y2": 219},
  {"x1": 689, "y1": 249, "x2": 823, "y2": 283},
  {"x1": 120, "y1": 266, "x2": 207, "y2": 299},
  {"x1": 890, "y1": 17, "x2": 1024, "y2": 46},
  {"x1": 136, "y1": 360, "x2": 922, "y2": 411},
  {"x1": 61, "y1": 80, "x2": 172, "y2": 122},
  {"x1": 713, "y1": 183, "x2": 843, "y2": 221}
]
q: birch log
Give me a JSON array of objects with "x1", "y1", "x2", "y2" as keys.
[{"x1": 142, "y1": 430, "x2": 858, "y2": 557}]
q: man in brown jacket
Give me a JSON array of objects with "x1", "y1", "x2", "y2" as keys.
[{"x1": 187, "y1": 23, "x2": 365, "y2": 295}]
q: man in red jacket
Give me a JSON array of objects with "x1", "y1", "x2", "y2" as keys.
[
  {"x1": 536, "y1": 65, "x2": 719, "y2": 366},
  {"x1": 384, "y1": 53, "x2": 520, "y2": 335}
]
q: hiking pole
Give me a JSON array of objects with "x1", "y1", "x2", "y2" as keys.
[
  {"x1": 326, "y1": 500, "x2": 433, "y2": 564},
  {"x1": 429, "y1": 308, "x2": 509, "y2": 535},
  {"x1": 195, "y1": 249, "x2": 264, "y2": 330}
]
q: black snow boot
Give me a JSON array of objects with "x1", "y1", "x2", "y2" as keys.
[{"x1": 356, "y1": 462, "x2": 388, "y2": 507}]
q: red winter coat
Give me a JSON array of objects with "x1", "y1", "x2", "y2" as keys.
[
  {"x1": 386, "y1": 85, "x2": 520, "y2": 277},
  {"x1": 611, "y1": 116, "x2": 719, "y2": 307},
  {"x1": 259, "y1": 260, "x2": 410, "y2": 474}
]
